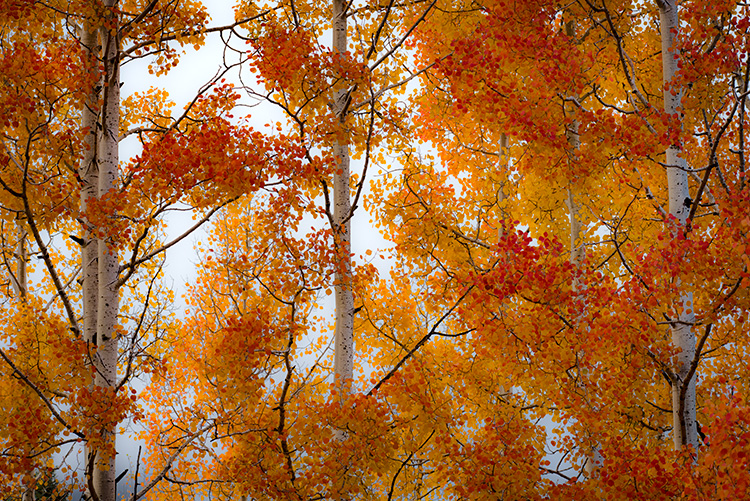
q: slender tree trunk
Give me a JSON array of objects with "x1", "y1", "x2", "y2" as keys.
[
  {"x1": 79, "y1": 16, "x2": 106, "y2": 501},
  {"x1": 330, "y1": 2, "x2": 355, "y2": 497},
  {"x1": 331, "y1": 0, "x2": 354, "y2": 401},
  {"x1": 14, "y1": 219, "x2": 31, "y2": 500},
  {"x1": 657, "y1": 0, "x2": 698, "y2": 450},
  {"x1": 11, "y1": 218, "x2": 27, "y2": 299},
  {"x1": 564, "y1": 102, "x2": 584, "y2": 271},
  {"x1": 79, "y1": 19, "x2": 99, "y2": 345},
  {"x1": 90, "y1": 2, "x2": 121, "y2": 500},
  {"x1": 562, "y1": 18, "x2": 602, "y2": 475},
  {"x1": 21, "y1": 483, "x2": 35, "y2": 501}
]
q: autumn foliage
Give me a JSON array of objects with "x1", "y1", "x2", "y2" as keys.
[{"x1": 1, "y1": 0, "x2": 750, "y2": 500}]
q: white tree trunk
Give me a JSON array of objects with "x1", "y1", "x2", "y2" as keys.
[
  {"x1": 565, "y1": 121, "x2": 584, "y2": 269},
  {"x1": 657, "y1": 0, "x2": 698, "y2": 450},
  {"x1": 331, "y1": 0, "x2": 354, "y2": 401},
  {"x1": 21, "y1": 483, "x2": 35, "y2": 501},
  {"x1": 91, "y1": 3, "x2": 121, "y2": 500},
  {"x1": 79, "y1": 19, "x2": 99, "y2": 345}
]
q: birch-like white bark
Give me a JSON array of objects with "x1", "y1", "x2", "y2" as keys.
[
  {"x1": 565, "y1": 127, "x2": 584, "y2": 269},
  {"x1": 331, "y1": 0, "x2": 355, "y2": 401},
  {"x1": 79, "y1": 19, "x2": 99, "y2": 347},
  {"x1": 91, "y1": 2, "x2": 121, "y2": 499},
  {"x1": 563, "y1": 20, "x2": 585, "y2": 274},
  {"x1": 78, "y1": 18, "x2": 104, "y2": 501},
  {"x1": 657, "y1": 0, "x2": 698, "y2": 450},
  {"x1": 21, "y1": 481, "x2": 35, "y2": 501}
]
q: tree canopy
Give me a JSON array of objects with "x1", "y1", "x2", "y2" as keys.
[{"x1": 1, "y1": 0, "x2": 749, "y2": 500}]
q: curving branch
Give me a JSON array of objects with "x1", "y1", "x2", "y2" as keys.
[
  {"x1": 134, "y1": 422, "x2": 215, "y2": 500},
  {"x1": 117, "y1": 197, "x2": 239, "y2": 287},
  {"x1": 0, "y1": 347, "x2": 84, "y2": 438}
]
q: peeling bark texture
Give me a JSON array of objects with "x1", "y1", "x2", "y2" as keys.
[
  {"x1": 658, "y1": 0, "x2": 698, "y2": 451},
  {"x1": 331, "y1": 0, "x2": 355, "y2": 402}
]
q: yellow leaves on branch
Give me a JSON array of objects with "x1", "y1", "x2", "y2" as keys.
[
  {"x1": 4, "y1": 0, "x2": 750, "y2": 499},
  {"x1": 69, "y1": 386, "x2": 142, "y2": 461},
  {"x1": 120, "y1": 0, "x2": 210, "y2": 75},
  {"x1": 121, "y1": 87, "x2": 175, "y2": 136},
  {"x1": 0, "y1": 303, "x2": 85, "y2": 479}
]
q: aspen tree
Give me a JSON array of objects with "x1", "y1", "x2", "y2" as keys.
[
  {"x1": 331, "y1": 0, "x2": 355, "y2": 408},
  {"x1": 657, "y1": 0, "x2": 699, "y2": 450}
]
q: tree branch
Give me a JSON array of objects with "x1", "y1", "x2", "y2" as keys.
[
  {"x1": 134, "y1": 423, "x2": 214, "y2": 500},
  {"x1": 367, "y1": 285, "x2": 474, "y2": 396},
  {"x1": 117, "y1": 197, "x2": 239, "y2": 287},
  {"x1": 0, "y1": 347, "x2": 84, "y2": 438}
]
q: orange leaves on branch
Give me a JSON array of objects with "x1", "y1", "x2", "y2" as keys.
[
  {"x1": 0, "y1": 0, "x2": 35, "y2": 20},
  {"x1": 438, "y1": 416, "x2": 546, "y2": 500},
  {"x1": 68, "y1": 385, "x2": 141, "y2": 461},
  {"x1": 121, "y1": 0, "x2": 210, "y2": 75},
  {"x1": 247, "y1": 21, "x2": 371, "y2": 148},
  {"x1": 249, "y1": 23, "x2": 367, "y2": 99},
  {"x1": 0, "y1": 303, "x2": 88, "y2": 483},
  {"x1": 125, "y1": 82, "x2": 308, "y2": 207},
  {"x1": 690, "y1": 393, "x2": 750, "y2": 499},
  {"x1": 28, "y1": 0, "x2": 745, "y2": 498}
]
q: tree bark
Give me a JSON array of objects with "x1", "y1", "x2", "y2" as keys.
[
  {"x1": 90, "y1": 2, "x2": 121, "y2": 500},
  {"x1": 11, "y1": 218, "x2": 27, "y2": 299},
  {"x1": 331, "y1": 0, "x2": 355, "y2": 402},
  {"x1": 79, "y1": 18, "x2": 100, "y2": 346},
  {"x1": 657, "y1": 0, "x2": 698, "y2": 451},
  {"x1": 330, "y1": 3, "x2": 355, "y2": 497},
  {"x1": 562, "y1": 18, "x2": 602, "y2": 475}
]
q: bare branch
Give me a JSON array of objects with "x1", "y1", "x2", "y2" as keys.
[
  {"x1": 117, "y1": 197, "x2": 239, "y2": 287},
  {"x1": 134, "y1": 423, "x2": 215, "y2": 500}
]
